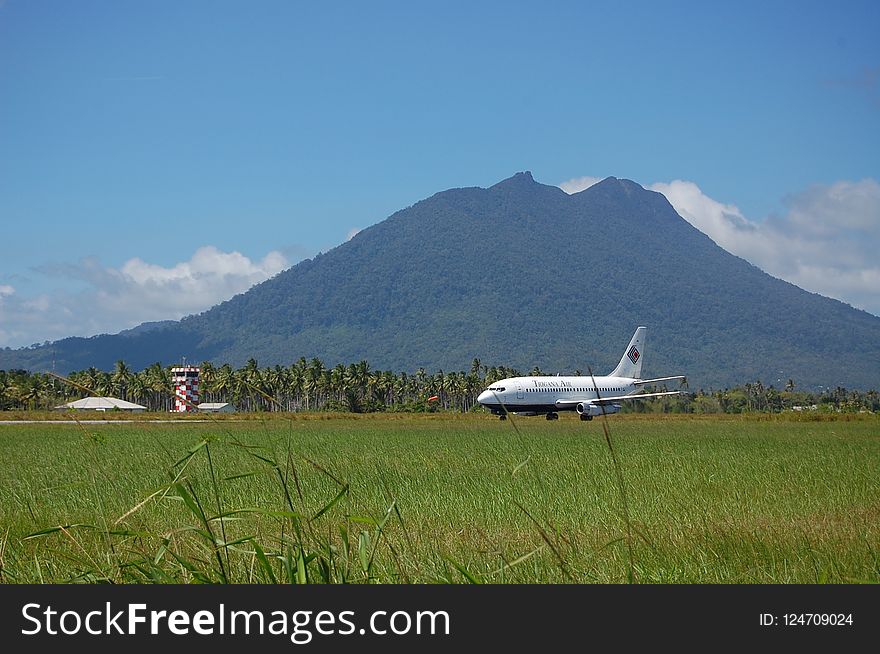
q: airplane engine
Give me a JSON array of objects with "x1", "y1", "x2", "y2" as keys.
[{"x1": 576, "y1": 403, "x2": 621, "y2": 417}]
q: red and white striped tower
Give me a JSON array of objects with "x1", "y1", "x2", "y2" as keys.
[{"x1": 171, "y1": 365, "x2": 200, "y2": 412}]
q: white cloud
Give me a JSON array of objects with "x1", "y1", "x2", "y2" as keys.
[
  {"x1": 0, "y1": 246, "x2": 290, "y2": 348},
  {"x1": 22, "y1": 295, "x2": 50, "y2": 312},
  {"x1": 346, "y1": 228, "x2": 361, "y2": 241},
  {"x1": 558, "y1": 176, "x2": 603, "y2": 194},
  {"x1": 649, "y1": 178, "x2": 880, "y2": 316}
]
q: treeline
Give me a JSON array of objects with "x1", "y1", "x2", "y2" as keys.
[
  {"x1": 621, "y1": 382, "x2": 880, "y2": 415},
  {"x1": 0, "y1": 358, "x2": 513, "y2": 413},
  {"x1": 1, "y1": 360, "x2": 879, "y2": 414}
]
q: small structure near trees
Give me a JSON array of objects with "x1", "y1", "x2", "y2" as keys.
[
  {"x1": 197, "y1": 402, "x2": 236, "y2": 413},
  {"x1": 54, "y1": 397, "x2": 147, "y2": 412}
]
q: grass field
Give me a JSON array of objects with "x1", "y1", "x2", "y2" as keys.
[{"x1": 0, "y1": 413, "x2": 878, "y2": 583}]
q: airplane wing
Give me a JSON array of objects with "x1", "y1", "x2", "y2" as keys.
[{"x1": 554, "y1": 390, "x2": 682, "y2": 408}]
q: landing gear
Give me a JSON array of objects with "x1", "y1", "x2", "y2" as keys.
[
  {"x1": 498, "y1": 414, "x2": 507, "y2": 421},
  {"x1": 545, "y1": 412, "x2": 559, "y2": 421},
  {"x1": 580, "y1": 414, "x2": 592, "y2": 421}
]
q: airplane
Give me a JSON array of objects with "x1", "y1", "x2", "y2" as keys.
[{"x1": 476, "y1": 327, "x2": 685, "y2": 421}]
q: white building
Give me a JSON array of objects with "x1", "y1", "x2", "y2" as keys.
[
  {"x1": 197, "y1": 402, "x2": 236, "y2": 413},
  {"x1": 55, "y1": 397, "x2": 147, "y2": 412}
]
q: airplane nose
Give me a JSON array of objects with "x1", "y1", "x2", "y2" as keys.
[{"x1": 477, "y1": 390, "x2": 492, "y2": 405}]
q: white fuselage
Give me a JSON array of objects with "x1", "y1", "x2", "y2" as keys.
[
  {"x1": 477, "y1": 375, "x2": 638, "y2": 415},
  {"x1": 476, "y1": 327, "x2": 684, "y2": 420}
]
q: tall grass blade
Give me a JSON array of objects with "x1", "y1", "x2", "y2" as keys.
[
  {"x1": 441, "y1": 554, "x2": 482, "y2": 584},
  {"x1": 589, "y1": 366, "x2": 636, "y2": 584},
  {"x1": 251, "y1": 541, "x2": 277, "y2": 583},
  {"x1": 312, "y1": 484, "x2": 350, "y2": 521}
]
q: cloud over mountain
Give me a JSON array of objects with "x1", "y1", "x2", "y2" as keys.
[
  {"x1": 559, "y1": 175, "x2": 880, "y2": 317},
  {"x1": 0, "y1": 246, "x2": 288, "y2": 348},
  {"x1": 558, "y1": 176, "x2": 603, "y2": 194},
  {"x1": 649, "y1": 178, "x2": 880, "y2": 316}
]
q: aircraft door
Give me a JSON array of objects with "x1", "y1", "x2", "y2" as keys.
[{"x1": 516, "y1": 382, "x2": 523, "y2": 400}]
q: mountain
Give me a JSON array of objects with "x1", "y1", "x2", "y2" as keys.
[
  {"x1": 3, "y1": 172, "x2": 879, "y2": 389},
  {"x1": 117, "y1": 320, "x2": 177, "y2": 336}
]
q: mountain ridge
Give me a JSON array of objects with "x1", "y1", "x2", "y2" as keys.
[{"x1": 2, "y1": 172, "x2": 879, "y2": 390}]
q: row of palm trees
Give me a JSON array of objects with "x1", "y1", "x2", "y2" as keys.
[
  {"x1": 0, "y1": 358, "x2": 517, "y2": 413},
  {"x1": 2, "y1": 362, "x2": 878, "y2": 414}
]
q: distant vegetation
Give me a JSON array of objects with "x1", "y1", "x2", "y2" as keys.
[{"x1": 2, "y1": 358, "x2": 878, "y2": 415}]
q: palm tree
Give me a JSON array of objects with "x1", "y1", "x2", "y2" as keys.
[
  {"x1": 435, "y1": 370, "x2": 446, "y2": 407},
  {"x1": 287, "y1": 363, "x2": 305, "y2": 411},
  {"x1": 744, "y1": 382, "x2": 753, "y2": 412},
  {"x1": 345, "y1": 360, "x2": 371, "y2": 405},
  {"x1": 211, "y1": 363, "x2": 235, "y2": 405},
  {"x1": 200, "y1": 361, "x2": 216, "y2": 403},
  {"x1": 144, "y1": 363, "x2": 171, "y2": 411},
  {"x1": 264, "y1": 365, "x2": 287, "y2": 411},
  {"x1": 83, "y1": 367, "x2": 101, "y2": 394},
  {"x1": 0, "y1": 373, "x2": 15, "y2": 410},
  {"x1": 18, "y1": 376, "x2": 45, "y2": 410},
  {"x1": 754, "y1": 380, "x2": 766, "y2": 412},
  {"x1": 470, "y1": 358, "x2": 482, "y2": 378},
  {"x1": 395, "y1": 372, "x2": 410, "y2": 408},
  {"x1": 303, "y1": 358, "x2": 326, "y2": 410},
  {"x1": 127, "y1": 372, "x2": 147, "y2": 407},
  {"x1": 330, "y1": 364, "x2": 347, "y2": 403},
  {"x1": 239, "y1": 358, "x2": 261, "y2": 411},
  {"x1": 112, "y1": 360, "x2": 132, "y2": 401},
  {"x1": 379, "y1": 370, "x2": 396, "y2": 407}
]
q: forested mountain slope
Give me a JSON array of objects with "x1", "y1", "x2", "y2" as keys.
[{"x1": 3, "y1": 172, "x2": 879, "y2": 389}]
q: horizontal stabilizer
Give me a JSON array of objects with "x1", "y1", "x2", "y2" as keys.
[
  {"x1": 555, "y1": 390, "x2": 681, "y2": 408},
  {"x1": 633, "y1": 375, "x2": 687, "y2": 386}
]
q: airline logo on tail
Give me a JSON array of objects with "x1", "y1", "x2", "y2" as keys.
[{"x1": 628, "y1": 346, "x2": 640, "y2": 365}]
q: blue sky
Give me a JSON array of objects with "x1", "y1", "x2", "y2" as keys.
[{"x1": 1, "y1": 0, "x2": 879, "y2": 347}]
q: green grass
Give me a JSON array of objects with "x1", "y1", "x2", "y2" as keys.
[{"x1": 0, "y1": 413, "x2": 878, "y2": 583}]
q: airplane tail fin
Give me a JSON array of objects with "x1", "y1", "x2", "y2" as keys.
[{"x1": 610, "y1": 327, "x2": 646, "y2": 379}]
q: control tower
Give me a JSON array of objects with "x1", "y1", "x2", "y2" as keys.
[{"x1": 171, "y1": 365, "x2": 200, "y2": 412}]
